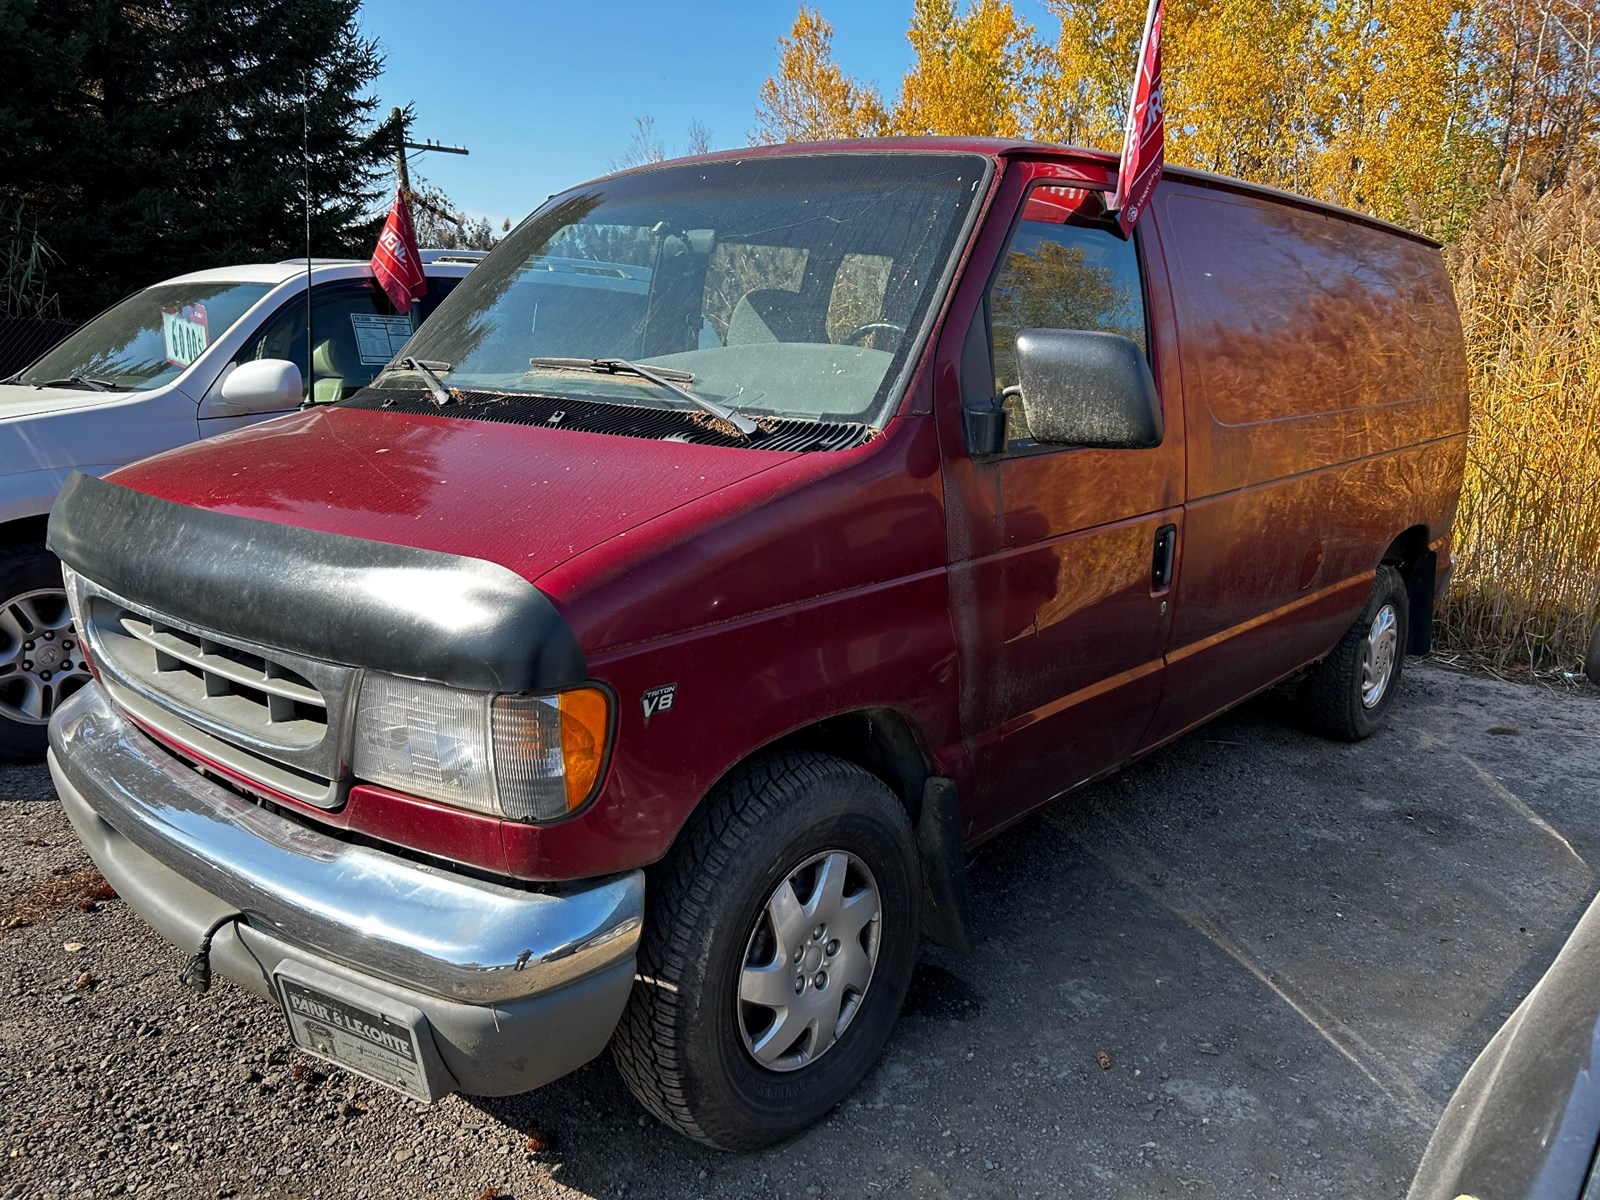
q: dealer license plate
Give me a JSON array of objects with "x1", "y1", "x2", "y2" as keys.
[{"x1": 276, "y1": 966, "x2": 434, "y2": 1101}]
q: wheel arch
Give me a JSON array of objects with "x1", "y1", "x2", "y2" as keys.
[
  {"x1": 757, "y1": 706, "x2": 935, "y2": 825},
  {"x1": 1380, "y1": 524, "x2": 1436, "y2": 654},
  {"x1": 683, "y1": 706, "x2": 974, "y2": 951},
  {"x1": 0, "y1": 515, "x2": 50, "y2": 551}
]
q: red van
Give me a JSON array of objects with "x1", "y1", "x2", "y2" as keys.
[{"x1": 45, "y1": 139, "x2": 1467, "y2": 1149}]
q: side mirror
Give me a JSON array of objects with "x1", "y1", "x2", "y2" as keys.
[
  {"x1": 1014, "y1": 329, "x2": 1163, "y2": 449},
  {"x1": 213, "y1": 359, "x2": 303, "y2": 416}
]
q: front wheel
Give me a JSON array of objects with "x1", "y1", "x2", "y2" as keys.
[
  {"x1": 0, "y1": 544, "x2": 93, "y2": 761},
  {"x1": 1297, "y1": 564, "x2": 1410, "y2": 741},
  {"x1": 611, "y1": 751, "x2": 921, "y2": 1150}
]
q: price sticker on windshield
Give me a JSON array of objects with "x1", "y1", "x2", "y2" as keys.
[{"x1": 161, "y1": 302, "x2": 210, "y2": 367}]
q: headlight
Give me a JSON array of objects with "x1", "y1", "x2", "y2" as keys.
[{"x1": 351, "y1": 673, "x2": 611, "y2": 822}]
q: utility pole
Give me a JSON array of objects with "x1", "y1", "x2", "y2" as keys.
[{"x1": 391, "y1": 105, "x2": 469, "y2": 219}]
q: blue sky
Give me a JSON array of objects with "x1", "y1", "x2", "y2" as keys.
[{"x1": 359, "y1": 0, "x2": 1054, "y2": 228}]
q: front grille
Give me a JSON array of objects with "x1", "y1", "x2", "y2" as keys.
[
  {"x1": 71, "y1": 576, "x2": 357, "y2": 807},
  {"x1": 92, "y1": 603, "x2": 328, "y2": 746}
]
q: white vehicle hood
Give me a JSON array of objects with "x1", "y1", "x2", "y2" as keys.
[
  {"x1": 0, "y1": 381, "x2": 123, "y2": 422},
  {"x1": 0, "y1": 380, "x2": 198, "y2": 490}
]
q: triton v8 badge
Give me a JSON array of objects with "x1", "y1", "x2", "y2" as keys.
[{"x1": 641, "y1": 684, "x2": 676, "y2": 719}]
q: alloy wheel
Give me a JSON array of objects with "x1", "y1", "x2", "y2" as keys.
[
  {"x1": 0, "y1": 588, "x2": 91, "y2": 725},
  {"x1": 735, "y1": 849, "x2": 882, "y2": 1072}
]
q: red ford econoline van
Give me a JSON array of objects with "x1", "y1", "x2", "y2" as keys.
[{"x1": 45, "y1": 139, "x2": 1467, "y2": 1149}]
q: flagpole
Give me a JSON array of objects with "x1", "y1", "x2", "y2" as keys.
[
  {"x1": 303, "y1": 77, "x2": 314, "y2": 407},
  {"x1": 391, "y1": 109, "x2": 417, "y2": 331},
  {"x1": 1115, "y1": 0, "x2": 1162, "y2": 214}
]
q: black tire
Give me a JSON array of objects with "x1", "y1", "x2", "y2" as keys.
[
  {"x1": 1298, "y1": 564, "x2": 1410, "y2": 741},
  {"x1": 611, "y1": 750, "x2": 921, "y2": 1150},
  {"x1": 0, "y1": 542, "x2": 87, "y2": 762}
]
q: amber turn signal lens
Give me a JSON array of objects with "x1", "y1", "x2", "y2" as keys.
[{"x1": 558, "y1": 686, "x2": 610, "y2": 811}]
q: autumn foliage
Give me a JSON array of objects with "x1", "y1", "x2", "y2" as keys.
[
  {"x1": 757, "y1": 0, "x2": 1600, "y2": 672},
  {"x1": 1440, "y1": 175, "x2": 1600, "y2": 671}
]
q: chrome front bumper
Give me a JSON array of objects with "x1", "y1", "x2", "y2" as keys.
[{"x1": 49, "y1": 684, "x2": 644, "y2": 1096}]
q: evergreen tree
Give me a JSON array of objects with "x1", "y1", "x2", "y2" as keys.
[{"x1": 0, "y1": 0, "x2": 396, "y2": 317}]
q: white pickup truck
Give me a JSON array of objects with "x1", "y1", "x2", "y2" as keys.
[{"x1": 0, "y1": 252, "x2": 481, "y2": 758}]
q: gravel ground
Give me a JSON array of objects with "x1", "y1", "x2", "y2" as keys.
[{"x1": 2, "y1": 662, "x2": 1598, "y2": 1200}]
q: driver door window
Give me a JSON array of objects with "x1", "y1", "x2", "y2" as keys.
[{"x1": 987, "y1": 194, "x2": 1149, "y2": 448}]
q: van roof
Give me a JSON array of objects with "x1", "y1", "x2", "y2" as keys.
[{"x1": 602, "y1": 137, "x2": 1441, "y2": 250}]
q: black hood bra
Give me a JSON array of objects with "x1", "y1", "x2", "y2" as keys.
[{"x1": 48, "y1": 472, "x2": 586, "y2": 693}]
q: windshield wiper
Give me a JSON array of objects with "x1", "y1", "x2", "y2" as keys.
[
  {"x1": 394, "y1": 357, "x2": 454, "y2": 407},
  {"x1": 527, "y1": 357, "x2": 758, "y2": 437},
  {"x1": 33, "y1": 376, "x2": 122, "y2": 392}
]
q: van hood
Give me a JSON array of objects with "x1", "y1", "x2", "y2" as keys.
[
  {"x1": 105, "y1": 404, "x2": 806, "y2": 586},
  {"x1": 62, "y1": 402, "x2": 941, "y2": 676}
]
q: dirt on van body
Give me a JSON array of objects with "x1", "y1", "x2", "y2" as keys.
[{"x1": 1, "y1": 662, "x2": 1597, "y2": 1200}]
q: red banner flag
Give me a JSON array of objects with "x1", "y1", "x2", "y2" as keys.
[
  {"x1": 371, "y1": 188, "x2": 426, "y2": 314},
  {"x1": 1113, "y1": 0, "x2": 1164, "y2": 237}
]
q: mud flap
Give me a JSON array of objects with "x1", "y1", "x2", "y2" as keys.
[
  {"x1": 918, "y1": 776, "x2": 975, "y2": 952},
  {"x1": 1407, "y1": 550, "x2": 1437, "y2": 655}
]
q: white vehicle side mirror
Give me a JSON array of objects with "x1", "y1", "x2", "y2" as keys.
[{"x1": 215, "y1": 359, "x2": 303, "y2": 416}]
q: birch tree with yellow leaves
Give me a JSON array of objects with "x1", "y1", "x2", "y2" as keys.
[
  {"x1": 892, "y1": 0, "x2": 1042, "y2": 137},
  {"x1": 753, "y1": 7, "x2": 888, "y2": 143}
]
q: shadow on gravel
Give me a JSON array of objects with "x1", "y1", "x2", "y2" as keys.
[
  {"x1": 0, "y1": 758, "x2": 54, "y2": 803},
  {"x1": 464, "y1": 1057, "x2": 725, "y2": 1193},
  {"x1": 901, "y1": 960, "x2": 986, "y2": 1022}
]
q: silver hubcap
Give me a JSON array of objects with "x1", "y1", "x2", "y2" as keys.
[
  {"x1": 1361, "y1": 603, "x2": 1399, "y2": 709},
  {"x1": 736, "y1": 849, "x2": 881, "y2": 1072},
  {"x1": 0, "y1": 588, "x2": 91, "y2": 725}
]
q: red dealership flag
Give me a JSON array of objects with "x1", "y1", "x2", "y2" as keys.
[
  {"x1": 371, "y1": 188, "x2": 426, "y2": 313},
  {"x1": 1113, "y1": 0, "x2": 1164, "y2": 237}
]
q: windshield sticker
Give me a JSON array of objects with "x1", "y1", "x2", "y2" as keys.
[
  {"x1": 351, "y1": 313, "x2": 415, "y2": 365},
  {"x1": 161, "y1": 303, "x2": 210, "y2": 367}
]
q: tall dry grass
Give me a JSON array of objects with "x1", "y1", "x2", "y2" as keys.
[{"x1": 1436, "y1": 172, "x2": 1600, "y2": 673}]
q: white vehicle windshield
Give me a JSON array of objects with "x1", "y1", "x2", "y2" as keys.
[
  {"x1": 16, "y1": 281, "x2": 274, "y2": 392},
  {"x1": 374, "y1": 152, "x2": 989, "y2": 428}
]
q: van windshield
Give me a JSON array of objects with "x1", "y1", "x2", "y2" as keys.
[
  {"x1": 374, "y1": 153, "x2": 989, "y2": 428},
  {"x1": 17, "y1": 281, "x2": 274, "y2": 392}
]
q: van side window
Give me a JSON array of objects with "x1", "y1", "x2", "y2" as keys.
[{"x1": 988, "y1": 187, "x2": 1149, "y2": 446}]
